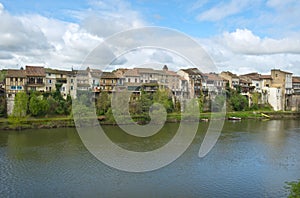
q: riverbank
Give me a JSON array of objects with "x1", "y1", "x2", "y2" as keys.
[{"x1": 1, "y1": 111, "x2": 300, "y2": 130}]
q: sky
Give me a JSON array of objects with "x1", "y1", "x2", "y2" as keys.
[{"x1": 0, "y1": 0, "x2": 300, "y2": 75}]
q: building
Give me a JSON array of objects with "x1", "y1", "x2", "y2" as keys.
[
  {"x1": 177, "y1": 68, "x2": 203, "y2": 99},
  {"x1": 270, "y1": 69, "x2": 293, "y2": 111},
  {"x1": 4, "y1": 69, "x2": 27, "y2": 115},
  {"x1": 291, "y1": 76, "x2": 300, "y2": 111},
  {"x1": 219, "y1": 71, "x2": 239, "y2": 89},
  {"x1": 99, "y1": 72, "x2": 118, "y2": 92},
  {"x1": 25, "y1": 66, "x2": 46, "y2": 92},
  {"x1": 202, "y1": 73, "x2": 224, "y2": 94}
]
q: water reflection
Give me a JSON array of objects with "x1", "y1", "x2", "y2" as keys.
[{"x1": 0, "y1": 120, "x2": 299, "y2": 197}]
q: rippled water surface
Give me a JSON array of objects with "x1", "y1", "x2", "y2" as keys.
[{"x1": 1, "y1": 119, "x2": 300, "y2": 197}]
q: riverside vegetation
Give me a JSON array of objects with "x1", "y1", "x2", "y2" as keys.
[{"x1": 0, "y1": 84, "x2": 298, "y2": 130}]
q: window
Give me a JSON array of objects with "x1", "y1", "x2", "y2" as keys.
[
  {"x1": 102, "y1": 79, "x2": 106, "y2": 83},
  {"x1": 62, "y1": 87, "x2": 65, "y2": 91},
  {"x1": 128, "y1": 78, "x2": 131, "y2": 83},
  {"x1": 10, "y1": 77, "x2": 13, "y2": 82},
  {"x1": 141, "y1": 80, "x2": 143, "y2": 83},
  {"x1": 256, "y1": 83, "x2": 259, "y2": 87},
  {"x1": 17, "y1": 86, "x2": 22, "y2": 90},
  {"x1": 71, "y1": 86, "x2": 73, "y2": 90},
  {"x1": 49, "y1": 87, "x2": 52, "y2": 91},
  {"x1": 71, "y1": 79, "x2": 74, "y2": 83},
  {"x1": 275, "y1": 74, "x2": 278, "y2": 77},
  {"x1": 20, "y1": 78, "x2": 23, "y2": 82},
  {"x1": 15, "y1": 78, "x2": 18, "y2": 82},
  {"x1": 135, "y1": 78, "x2": 137, "y2": 83},
  {"x1": 49, "y1": 79, "x2": 52, "y2": 84},
  {"x1": 10, "y1": 86, "x2": 16, "y2": 90},
  {"x1": 37, "y1": 78, "x2": 43, "y2": 84},
  {"x1": 48, "y1": 73, "x2": 51, "y2": 76}
]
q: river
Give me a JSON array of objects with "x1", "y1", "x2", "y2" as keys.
[{"x1": 0, "y1": 119, "x2": 300, "y2": 197}]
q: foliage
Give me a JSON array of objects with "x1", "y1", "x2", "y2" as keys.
[
  {"x1": 153, "y1": 89, "x2": 174, "y2": 113},
  {"x1": 8, "y1": 92, "x2": 28, "y2": 125},
  {"x1": 212, "y1": 94, "x2": 226, "y2": 112},
  {"x1": 96, "y1": 91, "x2": 111, "y2": 115},
  {"x1": 285, "y1": 180, "x2": 300, "y2": 198},
  {"x1": 229, "y1": 93, "x2": 248, "y2": 111},
  {"x1": 29, "y1": 92, "x2": 49, "y2": 116},
  {"x1": 0, "y1": 94, "x2": 6, "y2": 117}
]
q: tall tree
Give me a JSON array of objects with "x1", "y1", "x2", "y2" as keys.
[{"x1": 8, "y1": 91, "x2": 28, "y2": 125}]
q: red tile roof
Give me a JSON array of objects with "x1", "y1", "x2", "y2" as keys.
[
  {"x1": 6, "y1": 69, "x2": 26, "y2": 77},
  {"x1": 26, "y1": 66, "x2": 45, "y2": 77}
]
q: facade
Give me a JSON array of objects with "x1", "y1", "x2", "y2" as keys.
[
  {"x1": 25, "y1": 66, "x2": 46, "y2": 92},
  {"x1": 202, "y1": 73, "x2": 224, "y2": 94},
  {"x1": 99, "y1": 72, "x2": 118, "y2": 92},
  {"x1": 177, "y1": 68, "x2": 202, "y2": 99},
  {"x1": 219, "y1": 71, "x2": 239, "y2": 89},
  {"x1": 270, "y1": 69, "x2": 293, "y2": 110},
  {"x1": 4, "y1": 69, "x2": 27, "y2": 115}
]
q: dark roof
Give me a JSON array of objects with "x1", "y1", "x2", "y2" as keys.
[
  {"x1": 181, "y1": 68, "x2": 202, "y2": 76},
  {"x1": 101, "y1": 72, "x2": 117, "y2": 79},
  {"x1": 6, "y1": 69, "x2": 26, "y2": 78},
  {"x1": 26, "y1": 66, "x2": 45, "y2": 77}
]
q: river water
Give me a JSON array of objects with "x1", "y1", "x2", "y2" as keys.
[{"x1": 0, "y1": 119, "x2": 300, "y2": 197}]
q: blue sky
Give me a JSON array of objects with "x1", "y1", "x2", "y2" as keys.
[{"x1": 0, "y1": 0, "x2": 300, "y2": 74}]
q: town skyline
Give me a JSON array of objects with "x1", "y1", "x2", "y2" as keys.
[{"x1": 0, "y1": 1, "x2": 300, "y2": 75}]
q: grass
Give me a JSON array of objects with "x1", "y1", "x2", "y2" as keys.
[{"x1": 0, "y1": 110, "x2": 300, "y2": 130}]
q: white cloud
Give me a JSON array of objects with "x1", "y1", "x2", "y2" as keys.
[
  {"x1": 220, "y1": 29, "x2": 300, "y2": 55},
  {"x1": 197, "y1": 0, "x2": 252, "y2": 21},
  {"x1": 199, "y1": 29, "x2": 300, "y2": 75},
  {"x1": 0, "y1": 0, "x2": 146, "y2": 70}
]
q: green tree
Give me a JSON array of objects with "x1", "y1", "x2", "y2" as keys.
[
  {"x1": 29, "y1": 92, "x2": 49, "y2": 116},
  {"x1": 96, "y1": 91, "x2": 111, "y2": 115},
  {"x1": 153, "y1": 89, "x2": 174, "y2": 113},
  {"x1": 8, "y1": 91, "x2": 28, "y2": 125},
  {"x1": 286, "y1": 180, "x2": 300, "y2": 198},
  {"x1": 229, "y1": 93, "x2": 248, "y2": 111}
]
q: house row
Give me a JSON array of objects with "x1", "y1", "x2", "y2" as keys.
[{"x1": 1, "y1": 65, "x2": 300, "y2": 114}]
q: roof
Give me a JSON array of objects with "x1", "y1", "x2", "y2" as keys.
[
  {"x1": 293, "y1": 76, "x2": 300, "y2": 83},
  {"x1": 26, "y1": 66, "x2": 45, "y2": 77},
  {"x1": 271, "y1": 69, "x2": 293, "y2": 74},
  {"x1": 123, "y1": 69, "x2": 140, "y2": 77},
  {"x1": 203, "y1": 73, "x2": 223, "y2": 81},
  {"x1": 6, "y1": 69, "x2": 26, "y2": 78},
  {"x1": 260, "y1": 75, "x2": 272, "y2": 79},
  {"x1": 240, "y1": 72, "x2": 261, "y2": 80},
  {"x1": 45, "y1": 68, "x2": 71, "y2": 75},
  {"x1": 101, "y1": 72, "x2": 118, "y2": 79},
  {"x1": 180, "y1": 68, "x2": 203, "y2": 76},
  {"x1": 220, "y1": 71, "x2": 239, "y2": 78}
]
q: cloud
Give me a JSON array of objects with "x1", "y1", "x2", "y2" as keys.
[
  {"x1": 199, "y1": 29, "x2": 300, "y2": 75},
  {"x1": 0, "y1": 0, "x2": 146, "y2": 70},
  {"x1": 197, "y1": 0, "x2": 252, "y2": 22},
  {"x1": 220, "y1": 29, "x2": 300, "y2": 55}
]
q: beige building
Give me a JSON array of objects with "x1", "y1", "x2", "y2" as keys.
[
  {"x1": 219, "y1": 71, "x2": 239, "y2": 89},
  {"x1": 25, "y1": 66, "x2": 46, "y2": 92}
]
